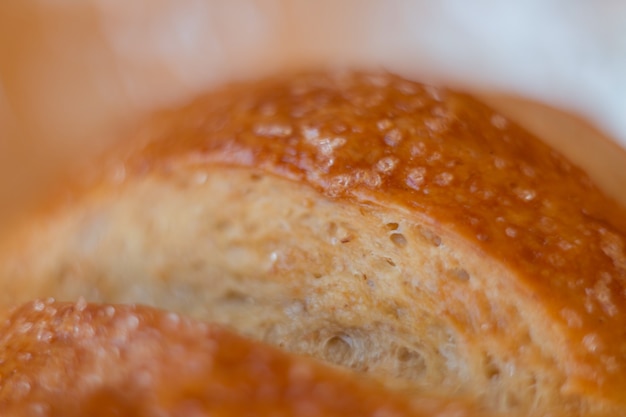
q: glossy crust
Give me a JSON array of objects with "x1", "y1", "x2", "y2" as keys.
[
  {"x1": 129, "y1": 72, "x2": 626, "y2": 403},
  {"x1": 2, "y1": 71, "x2": 626, "y2": 415},
  {"x1": 0, "y1": 300, "x2": 477, "y2": 416}
]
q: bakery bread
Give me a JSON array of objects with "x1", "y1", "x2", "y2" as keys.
[
  {"x1": 0, "y1": 71, "x2": 625, "y2": 415},
  {"x1": 0, "y1": 299, "x2": 479, "y2": 416}
]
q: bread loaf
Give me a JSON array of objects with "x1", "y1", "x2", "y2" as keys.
[
  {"x1": 0, "y1": 299, "x2": 478, "y2": 416},
  {"x1": 1, "y1": 71, "x2": 625, "y2": 416}
]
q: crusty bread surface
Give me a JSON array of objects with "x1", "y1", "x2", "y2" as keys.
[
  {"x1": 1, "y1": 72, "x2": 625, "y2": 416},
  {"x1": 0, "y1": 299, "x2": 480, "y2": 417}
]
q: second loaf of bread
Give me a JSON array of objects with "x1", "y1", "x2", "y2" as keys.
[{"x1": 1, "y1": 72, "x2": 625, "y2": 416}]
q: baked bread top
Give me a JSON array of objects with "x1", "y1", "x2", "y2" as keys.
[
  {"x1": 129, "y1": 72, "x2": 626, "y2": 403},
  {"x1": 1, "y1": 71, "x2": 626, "y2": 415}
]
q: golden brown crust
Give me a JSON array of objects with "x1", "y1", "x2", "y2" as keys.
[
  {"x1": 123, "y1": 72, "x2": 626, "y2": 403},
  {"x1": 0, "y1": 300, "x2": 476, "y2": 416},
  {"x1": 2, "y1": 71, "x2": 626, "y2": 414}
]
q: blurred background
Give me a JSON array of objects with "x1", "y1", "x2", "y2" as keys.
[{"x1": 1, "y1": 0, "x2": 625, "y2": 217}]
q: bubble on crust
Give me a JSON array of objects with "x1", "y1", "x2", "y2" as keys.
[
  {"x1": 327, "y1": 174, "x2": 354, "y2": 195},
  {"x1": 364, "y1": 92, "x2": 385, "y2": 108},
  {"x1": 432, "y1": 105, "x2": 448, "y2": 118},
  {"x1": 316, "y1": 137, "x2": 347, "y2": 157},
  {"x1": 376, "y1": 157, "x2": 399, "y2": 175},
  {"x1": 17, "y1": 352, "x2": 32, "y2": 363},
  {"x1": 467, "y1": 216, "x2": 480, "y2": 227},
  {"x1": 558, "y1": 239, "x2": 574, "y2": 251},
  {"x1": 584, "y1": 295, "x2": 595, "y2": 314},
  {"x1": 363, "y1": 73, "x2": 390, "y2": 88},
  {"x1": 515, "y1": 188, "x2": 537, "y2": 202},
  {"x1": 253, "y1": 123, "x2": 293, "y2": 138},
  {"x1": 476, "y1": 233, "x2": 489, "y2": 242},
  {"x1": 406, "y1": 167, "x2": 427, "y2": 190},
  {"x1": 505, "y1": 227, "x2": 518, "y2": 238},
  {"x1": 394, "y1": 81, "x2": 419, "y2": 95},
  {"x1": 330, "y1": 121, "x2": 348, "y2": 134},
  {"x1": 548, "y1": 253, "x2": 565, "y2": 267},
  {"x1": 37, "y1": 329, "x2": 53, "y2": 343},
  {"x1": 302, "y1": 126, "x2": 320, "y2": 140},
  {"x1": 434, "y1": 172, "x2": 454, "y2": 186},
  {"x1": 427, "y1": 152, "x2": 442, "y2": 164},
  {"x1": 75, "y1": 296, "x2": 87, "y2": 312},
  {"x1": 411, "y1": 142, "x2": 426, "y2": 156},
  {"x1": 425, "y1": 85, "x2": 443, "y2": 102},
  {"x1": 13, "y1": 377, "x2": 31, "y2": 398},
  {"x1": 424, "y1": 117, "x2": 450, "y2": 134},
  {"x1": 105, "y1": 305, "x2": 116, "y2": 318},
  {"x1": 582, "y1": 333, "x2": 603, "y2": 353},
  {"x1": 599, "y1": 229, "x2": 626, "y2": 270},
  {"x1": 18, "y1": 322, "x2": 33, "y2": 334},
  {"x1": 377, "y1": 119, "x2": 393, "y2": 131},
  {"x1": 74, "y1": 322, "x2": 96, "y2": 338},
  {"x1": 521, "y1": 164, "x2": 536, "y2": 178},
  {"x1": 354, "y1": 169, "x2": 382, "y2": 188},
  {"x1": 560, "y1": 308, "x2": 583, "y2": 328},
  {"x1": 164, "y1": 312, "x2": 180, "y2": 329},
  {"x1": 384, "y1": 129, "x2": 403, "y2": 147},
  {"x1": 126, "y1": 314, "x2": 140, "y2": 331},
  {"x1": 493, "y1": 157, "x2": 507, "y2": 169},
  {"x1": 602, "y1": 356, "x2": 620, "y2": 373},
  {"x1": 486, "y1": 190, "x2": 500, "y2": 202},
  {"x1": 594, "y1": 274, "x2": 618, "y2": 317},
  {"x1": 27, "y1": 403, "x2": 49, "y2": 417},
  {"x1": 491, "y1": 114, "x2": 509, "y2": 130},
  {"x1": 539, "y1": 217, "x2": 556, "y2": 233},
  {"x1": 32, "y1": 300, "x2": 45, "y2": 312}
]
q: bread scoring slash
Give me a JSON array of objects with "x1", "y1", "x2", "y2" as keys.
[{"x1": 0, "y1": 72, "x2": 625, "y2": 416}]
